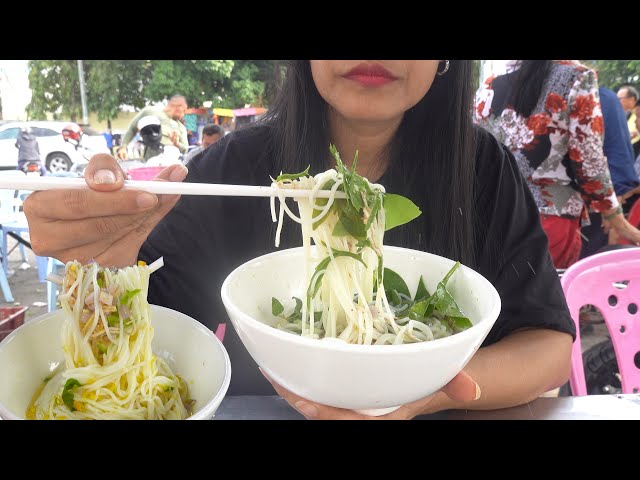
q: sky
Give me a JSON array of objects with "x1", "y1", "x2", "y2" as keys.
[{"x1": 0, "y1": 60, "x2": 31, "y2": 120}]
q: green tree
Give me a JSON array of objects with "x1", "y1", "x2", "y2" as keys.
[
  {"x1": 144, "y1": 60, "x2": 234, "y2": 108},
  {"x1": 27, "y1": 60, "x2": 279, "y2": 121},
  {"x1": 27, "y1": 60, "x2": 83, "y2": 121},
  {"x1": 215, "y1": 60, "x2": 282, "y2": 108},
  {"x1": 87, "y1": 60, "x2": 151, "y2": 122},
  {"x1": 584, "y1": 60, "x2": 640, "y2": 90}
]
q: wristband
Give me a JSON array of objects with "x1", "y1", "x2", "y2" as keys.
[{"x1": 604, "y1": 205, "x2": 623, "y2": 221}]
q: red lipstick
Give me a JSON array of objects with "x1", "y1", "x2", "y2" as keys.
[{"x1": 343, "y1": 63, "x2": 398, "y2": 87}]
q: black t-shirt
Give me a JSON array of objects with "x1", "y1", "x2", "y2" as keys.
[{"x1": 139, "y1": 124, "x2": 576, "y2": 396}]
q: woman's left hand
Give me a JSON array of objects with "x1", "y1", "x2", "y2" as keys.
[{"x1": 262, "y1": 369, "x2": 479, "y2": 420}]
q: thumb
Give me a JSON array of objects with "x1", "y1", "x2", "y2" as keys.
[
  {"x1": 85, "y1": 153, "x2": 126, "y2": 192},
  {"x1": 441, "y1": 370, "x2": 481, "y2": 403}
]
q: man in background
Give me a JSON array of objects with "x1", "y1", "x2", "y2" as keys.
[
  {"x1": 617, "y1": 85, "x2": 640, "y2": 157},
  {"x1": 182, "y1": 123, "x2": 224, "y2": 165},
  {"x1": 117, "y1": 95, "x2": 189, "y2": 161}
]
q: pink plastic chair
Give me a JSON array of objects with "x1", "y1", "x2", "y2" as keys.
[{"x1": 561, "y1": 247, "x2": 640, "y2": 395}]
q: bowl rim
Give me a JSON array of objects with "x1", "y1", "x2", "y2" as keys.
[
  {"x1": 221, "y1": 245, "x2": 502, "y2": 354},
  {"x1": 0, "y1": 304, "x2": 232, "y2": 420}
]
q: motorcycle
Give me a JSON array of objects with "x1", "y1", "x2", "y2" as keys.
[{"x1": 21, "y1": 161, "x2": 45, "y2": 177}]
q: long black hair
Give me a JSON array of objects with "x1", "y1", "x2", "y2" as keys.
[
  {"x1": 509, "y1": 60, "x2": 553, "y2": 117},
  {"x1": 257, "y1": 60, "x2": 478, "y2": 268}
]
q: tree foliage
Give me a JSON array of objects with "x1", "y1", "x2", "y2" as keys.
[
  {"x1": 87, "y1": 60, "x2": 152, "y2": 121},
  {"x1": 27, "y1": 60, "x2": 83, "y2": 121},
  {"x1": 583, "y1": 60, "x2": 640, "y2": 90},
  {"x1": 26, "y1": 60, "x2": 314, "y2": 121}
]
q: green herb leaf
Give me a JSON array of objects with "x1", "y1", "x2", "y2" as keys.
[
  {"x1": 289, "y1": 297, "x2": 303, "y2": 320},
  {"x1": 406, "y1": 298, "x2": 431, "y2": 320},
  {"x1": 414, "y1": 275, "x2": 430, "y2": 301},
  {"x1": 384, "y1": 193, "x2": 422, "y2": 231},
  {"x1": 272, "y1": 297, "x2": 284, "y2": 316},
  {"x1": 448, "y1": 316, "x2": 473, "y2": 332},
  {"x1": 332, "y1": 207, "x2": 367, "y2": 240},
  {"x1": 107, "y1": 313, "x2": 120, "y2": 327},
  {"x1": 308, "y1": 250, "x2": 368, "y2": 301},
  {"x1": 426, "y1": 263, "x2": 471, "y2": 331},
  {"x1": 119, "y1": 289, "x2": 141, "y2": 306},
  {"x1": 383, "y1": 268, "x2": 410, "y2": 298},
  {"x1": 275, "y1": 166, "x2": 310, "y2": 182},
  {"x1": 441, "y1": 262, "x2": 461, "y2": 286},
  {"x1": 388, "y1": 289, "x2": 403, "y2": 306},
  {"x1": 62, "y1": 378, "x2": 81, "y2": 411}
]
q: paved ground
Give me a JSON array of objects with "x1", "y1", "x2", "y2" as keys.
[{"x1": 1, "y1": 236, "x2": 53, "y2": 322}]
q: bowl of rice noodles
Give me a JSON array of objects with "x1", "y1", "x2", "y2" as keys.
[
  {"x1": 0, "y1": 259, "x2": 231, "y2": 420},
  {"x1": 221, "y1": 145, "x2": 501, "y2": 415}
]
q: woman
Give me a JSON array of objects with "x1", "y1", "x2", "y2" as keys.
[
  {"x1": 24, "y1": 61, "x2": 574, "y2": 420},
  {"x1": 475, "y1": 60, "x2": 640, "y2": 269}
]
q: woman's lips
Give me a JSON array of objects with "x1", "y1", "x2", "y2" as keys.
[{"x1": 343, "y1": 63, "x2": 398, "y2": 87}]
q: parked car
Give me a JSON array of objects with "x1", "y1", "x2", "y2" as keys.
[{"x1": 0, "y1": 121, "x2": 110, "y2": 173}]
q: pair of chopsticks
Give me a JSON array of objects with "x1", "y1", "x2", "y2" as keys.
[{"x1": 0, "y1": 176, "x2": 346, "y2": 199}]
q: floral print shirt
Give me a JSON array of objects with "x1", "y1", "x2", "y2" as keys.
[{"x1": 474, "y1": 60, "x2": 618, "y2": 221}]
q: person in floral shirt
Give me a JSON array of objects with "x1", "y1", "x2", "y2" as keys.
[{"x1": 475, "y1": 60, "x2": 640, "y2": 268}]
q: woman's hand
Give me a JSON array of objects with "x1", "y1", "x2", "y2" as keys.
[
  {"x1": 605, "y1": 212, "x2": 640, "y2": 245},
  {"x1": 24, "y1": 153, "x2": 188, "y2": 268},
  {"x1": 262, "y1": 369, "x2": 480, "y2": 420}
]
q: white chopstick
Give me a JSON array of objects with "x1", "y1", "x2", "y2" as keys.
[{"x1": 0, "y1": 176, "x2": 346, "y2": 199}]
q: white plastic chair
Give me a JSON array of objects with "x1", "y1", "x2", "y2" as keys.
[
  {"x1": 0, "y1": 171, "x2": 28, "y2": 302},
  {"x1": 47, "y1": 257, "x2": 65, "y2": 312}
]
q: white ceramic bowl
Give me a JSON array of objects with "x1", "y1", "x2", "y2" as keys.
[
  {"x1": 222, "y1": 246, "x2": 501, "y2": 415},
  {"x1": 0, "y1": 305, "x2": 231, "y2": 420}
]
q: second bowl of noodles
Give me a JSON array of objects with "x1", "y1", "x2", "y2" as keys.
[
  {"x1": 0, "y1": 305, "x2": 231, "y2": 420},
  {"x1": 222, "y1": 245, "x2": 501, "y2": 415}
]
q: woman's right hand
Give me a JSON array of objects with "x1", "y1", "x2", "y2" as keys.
[
  {"x1": 605, "y1": 212, "x2": 640, "y2": 246},
  {"x1": 24, "y1": 153, "x2": 188, "y2": 268}
]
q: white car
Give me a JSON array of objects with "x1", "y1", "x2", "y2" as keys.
[{"x1": 0, "y1": 121, "x2": 110, "y2": 173}]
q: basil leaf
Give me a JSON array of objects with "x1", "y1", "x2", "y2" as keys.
[
  {"x1": 384, "y1": 193, "x2": 422, "y2": 231},
  {"x1": 289, "y1": 297, "x2": 303, "y2": 320},
  {"x1": 119, "y1": 289, "x2": 141, "y2": 306},
  {"x1": 272, "y1": 297, "x2": 284, "y2": 316},
  {"x1": 388, "y1": 289, "x2": 403, "y2": 306},
  {"x1": 441, "y1": 261, "x2": 461, "y2": 286},
  {"x1": 333, "y1": 210, "x2": 367, "y2": 240},
  {"x1": 414, "y1": 275, "x2": 430, "y2": 301},
  {"x1": 307, "y1": 250, "x2": 367, "y2": 301},
  {"x1": 407, "y1": 298, "x2": 430, "y2": 320},
  {"x1": 275, "y1": 166, "x2": 310, "y2": 182},
  {"x1": 62, "y1": 378, "x2": 81, "y2": 411},
  {"x1": 448, "y1": 316, "x2": 473, "y2": 332},
  {"x1": 383, "y1": 267, "x2": 410, "y2": 298}
]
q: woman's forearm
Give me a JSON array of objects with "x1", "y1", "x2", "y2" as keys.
[{"x1": 421, "y1": 328, "x2": 574, "y2": 414}]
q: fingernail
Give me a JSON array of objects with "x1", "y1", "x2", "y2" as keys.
[
  {"x1": 94, "y1": 169, "x2": 116, "y2": 185},
  {"x1": 474, "y1": 382, "x2": 482, "y2": 401},
  {"x1": 136, "y1": 193, "x2": 157, "y2": 209},
  {"x1": 295, "y1": 401, "x2": 317, "y2": 418},
  {"x1": 169, "y1": 164, "x2": 188, "y2": 182}
]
